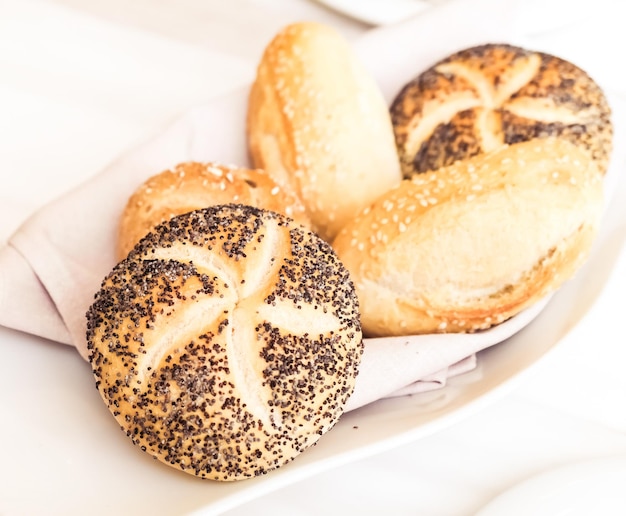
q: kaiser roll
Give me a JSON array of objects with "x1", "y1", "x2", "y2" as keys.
[
  {"x1": 391, "y1": 43, "x2": 613, "y2": 177},
  {"x1": 88, "y1": 204, "x2": 362, "y2": 480}
]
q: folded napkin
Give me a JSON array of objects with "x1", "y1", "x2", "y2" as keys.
[{"x1": 0, "y1": 0, "x2": 623, "y2": 412}]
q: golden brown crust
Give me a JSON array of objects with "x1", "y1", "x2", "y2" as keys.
[
  {"x1": 332, "y1": 138, "x2": 604, "y2": 336},
  {"x1": 116, "y1": 161, "x2": 310, "y2": 260},
  {"x1": 391, "y1": 43, "x2": 613, "y2": 177},
  {"x1": 247, "y1": 22, "x2": 402, "y2": 242},
  {"x1": 89, "y1": 204, "x2": 362, "y2": 481}
]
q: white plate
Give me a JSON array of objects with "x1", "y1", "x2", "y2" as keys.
[
  {"x1": 476, "y1": 456, "x2": 626, "y2": 516},
  {"x1": 313, "y1": 0, "x2": 433, "y2": 25},
  {"x1": 6, "y1": 144, "x2": 624, "y2": 515},
  {"x1": 2, "y1": 173, "x2": 624, "y2": 515}
]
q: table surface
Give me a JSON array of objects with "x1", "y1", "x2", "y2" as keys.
[{"x1": 2, "y1": 0, "x2": 626, "y2": 514}]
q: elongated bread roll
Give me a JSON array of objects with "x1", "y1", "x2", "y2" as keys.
[
  {"x1": 391, "y1": 43, "x2": 613, "y2": 177},
  {"x1": 117, "y1": 161, "x2": 309, "y2": 260},
  {"x1": 332, "y1": 138, "x2": 604, "y2": 336},
  {"x1": 247, "y1": 22, "x2": 402, "y2": 242},
  {"x1": 88, "y1": 204, "x2": 362, "y2": 480}
]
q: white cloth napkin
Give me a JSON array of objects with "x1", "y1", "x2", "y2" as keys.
[{"x1": 0, "y1": 0, "x2": 623, "y2": 411}]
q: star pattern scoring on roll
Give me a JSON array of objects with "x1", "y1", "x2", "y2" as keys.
[
  {"x1": 87, "y1": 205, "x2": 362, "y2": 480},
  {"x1": 428, "y1": 53, "x2": 543, "y2": 154},
  {"x1": 118, "y1": 216, "x2": 342, "y2": 429},
  {"x1": 139, "y1": 221, "x2": 339, "y2": 426},
  {"x1": 392, "y1": 44, "x2": 613, "y2": 176}
]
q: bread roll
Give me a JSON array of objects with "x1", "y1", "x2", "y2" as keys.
[
  {"x1": 117, "y1": 161, "x2": 310, "y2": 260},
  {"x1": 247, "y1": 22, "x2": 402, "y2": 242},
  {"x1": 88, "y1": 204, "x2": 362, "y2": 480},
  {"x1": 332, "y1": 138, "x2": 604, "y2": 336},
  {"x1": 391, "y1": 43, "x2": 613, "y2": 177}
]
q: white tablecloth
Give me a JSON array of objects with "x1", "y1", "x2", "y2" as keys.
[{"x1": 1, "y1": 1, "x2": 626, "y2": 514}]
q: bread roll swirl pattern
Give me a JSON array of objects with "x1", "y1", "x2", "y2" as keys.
[
  {"x1": 88, "y1": 204, "x2": 362, "y2": 480},
  {"x1": 391, "y1": 44, "x2": 612, "y2": 177}
]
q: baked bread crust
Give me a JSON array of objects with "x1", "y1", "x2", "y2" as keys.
[
  {"x1": 332, "y1": 138, "x2": 604, "y2": 336},
  {"x1": 247, "y1": 22, "x2": 402, "y2": 241},
  {"x1": 89, "y1": 204, "x2": 362, "y2": 480},
  {"x1": 391, "y1": 43, "x2": 613, "y2": 177},
  {"x1": 117, "y1": 161, "x2": 310, "y2": 260}
]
